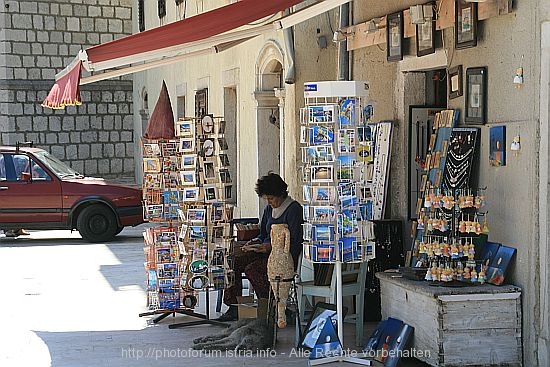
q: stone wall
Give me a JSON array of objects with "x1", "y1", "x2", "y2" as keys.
[{"x1": 0, "y1": 0, "x2": 135, "y2": 179}]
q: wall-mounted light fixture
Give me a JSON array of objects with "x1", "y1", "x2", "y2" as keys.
[
  {"x1": 332, "y1": 29, "x2": 354, "y2": 43},
  {"x1": 410, "y1": 4, "x2": 434, "y2": 24}
]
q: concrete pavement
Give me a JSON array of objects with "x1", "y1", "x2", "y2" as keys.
[{"x1": 0, "y1": 225, "x2": 427, "y2": 367}]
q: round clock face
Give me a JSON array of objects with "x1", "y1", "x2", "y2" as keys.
[
  {"x1": 201, "y1": 115, "x2": 214, "y2": 133},
  {"x1": 203, "y1": 139, "x2": 214, "y2": 157}
]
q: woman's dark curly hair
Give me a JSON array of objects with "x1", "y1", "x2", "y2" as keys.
[{"x1": 255, "y1": 172, "x2": 288, "y2": 198}]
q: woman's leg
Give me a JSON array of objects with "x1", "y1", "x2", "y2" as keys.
[
  {"x1": 244, "y1": 256, "x2": 270, "y2": 299},
  {"x1": 223, "y1": 251, "x2": 263, "y2": 306}
]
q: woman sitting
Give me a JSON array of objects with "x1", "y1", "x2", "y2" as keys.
[{"x1": 217, "y1": 172, "x2": 303, "y2": 321}]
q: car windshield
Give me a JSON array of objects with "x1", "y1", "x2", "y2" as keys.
[{"x1": 34, "y1": 150, "x2": 84, "y2": 179}]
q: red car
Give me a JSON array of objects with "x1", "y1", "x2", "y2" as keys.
[{"x1": 0, "y1": 143, "x2": 144, "y2": 242}]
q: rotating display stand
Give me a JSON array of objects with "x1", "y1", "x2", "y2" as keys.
[
  {"x1": 300, "y1": 81, "x2": 391, "y2": 366},
  {"x1": 139, "y1": 115, "x2": 234, "y2": 329}
]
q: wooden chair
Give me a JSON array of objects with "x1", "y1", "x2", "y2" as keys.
[{"x1": 296, "y1": 260, "x2": 368, "y2": 346}]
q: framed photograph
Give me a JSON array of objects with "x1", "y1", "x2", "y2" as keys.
[
  {"x1": 183, "y1": 187, "x2": 200, "y2": 202},
  {"x1": 218, "y1": 153, "x2": 230, "y2": 167},
  {"x1": 386, "y1": 11, "x2": 404, "y2": 62},
  {"x1": 202, "y1": 161, "x2": 217, "y2": 183},
  {"x1": 219, "y1": 169, "x2": 231, "y2": 184},
  {"x1": 179, "y1": 138, "x2": 195, "y2": 153},
  {"x1": 221, "y1": 184, "x2": 233, "y2": 200},
  {"x1": 179, "y1": 171, "x2": 196, "y2": 186},
  {"x1": 218, "y1": 137, "x2": 229, "y2": 151},
  {"x1": 416, "y1": 6, "x2": 435, "y2": 57},
  {"x1": 455, "y1": 1, "x2": 477, "y2": 49},
  {"x1": 311, "y1": 166, "x2": 334, "y2": 183},
  {"x1": 175, "y1": 119, "x2": 195, "y2": 137},
  {"x1": 200, "y1": 114, "x2": 215, "y2": 134},
  {"x1": 201, "y1": 138, "x2": 215, "y2": 157},
  {"x1": 465, "y1": 67, "x2": 487, "y2": 124},
  {"x1": 448, "y1": 65, "x2": 463, "y2": 99},
  {"x1": 216, "y1": 120, "x2": 226, "y2": 135},
  {"x1": 181, "y1": 154, "x2": 197, "y2": 170},
  {"x1": 308, "y1": 105, "x2": 337, "y2": 124},
  {"x1": 203, "y1": 184, "x2": 218, "y2": 202},
  {"x1": 143, "y1": 157, "x2": 161, "y2": 173}
]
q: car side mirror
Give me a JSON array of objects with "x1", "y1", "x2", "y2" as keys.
[{"x1": 20, "y1": 172, "x2": 32, "y2": 182}]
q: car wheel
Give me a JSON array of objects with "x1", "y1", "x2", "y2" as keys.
[
  {"x1": 77, "y1": 204, "x2": 118, "y2": 242},
  {"x1": 115, "y1": 226, "x2": 124, "y2": 235}
]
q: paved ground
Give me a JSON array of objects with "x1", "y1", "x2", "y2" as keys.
[{"x1": 0, "y1": 224, "x2": 428, "y2": 367}]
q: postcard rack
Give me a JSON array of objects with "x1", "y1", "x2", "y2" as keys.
[
  {"x1": 300, "y1": 81, "x2": 395, "y2": 266},
  {"x1": 299, "y1": 81, "x2": 396, "y2": 366},
  {"x1": 139, "y1": 115, "x2": 234, "y2": 327}
]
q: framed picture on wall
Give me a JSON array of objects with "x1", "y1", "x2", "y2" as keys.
[
  {"x1": 448, "y1": 65, "x2": 463, "y2": 99},
  {"x1": 386, "y1": 11, "x2": 404, "y2": 62},
  {"x1": 465, "y1": 67, "x2": 487, "y2": 124},
  {"x1": 415, "y1": 6, "x2": 435, "y2": 57},
  {"x1": 455, "y1": 1, "x2": 477, "y2": 49}
]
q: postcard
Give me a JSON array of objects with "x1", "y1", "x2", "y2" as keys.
[
  {"x1": 144, "y1": 173, "x2": 164, "y2": 189},
  {"x1": 304, "y1": 144, "x2": 334, "y2": 164},
  {"x1": 303, "y1": 185, "x2": 312, "y2": 202},
  {"x1": 338, "y1": 129, "x2": 356, "y2": 153},
  {"x1": 211, "y1": 203, "x2": 224, "y2": 221},
  {"x1": 338, "y1": 209, "x2": 358, "y2": 237},
  {"x1": 308, "y1": 105, "x2": 337, "y2": 124},
  {"x1": 219, "y1": 169, "x2": 232, "y2": 184},
  {"x1": 339, "y1": 237, "x2": 359, "y2": 262},
  {"x1": 357, "y1": 125, "x2": 374, "y2": 142},
  {"x1": 337, "y1": 155, "x2": 355, "y2": 181},
  {"x1": 163, "y1": 156, "x2": 179, "y2": 172},
  {"x1": 187, "y1": 209, "x2": 206, "y2": 223},
  {"x1": 312, "y1": 206, "x2": 335, "y2": 222},
  {"x1": 313, "y1": 244, "x2": 335, "y2": 262},
  {"x1": 357, "y1": 143, "x2": 373, "y2": 163},
  {"x1": 164, "y1": 205, "x2": 179, "y2": 219},
  {"x1": 310, "y1": 125, "x2": 335, "y2": 144},
  {"x1": 163, "y1": 190, "x2": 179, "y2": 205},
  {"x1": 203, "y1": 161, "x2": 216, "y2": 181},
  {"x1": 161, "y1": 141, "x2": 178, "y2": 156},
  {"x1": 302, "y1": 223, "x2": 313, "y2": 241},
  {"x1": 338, "y1": 98, "x2": 356, "y2": 125},
  {"x1": 313, "y1": 224, "x2": 335, "y2": 242},
  {"x1": 311, "y1": 166, "x2": 334, "y2": 183},
  {"x1": 143, "y1": 143, "x2": 161, "y2": 157},
  {"x1": 216, "y1": 120, "x2": 226, "y2": 135},
  {"x1": 313, "y1": 186, "x2": 335, "y2": 203}
]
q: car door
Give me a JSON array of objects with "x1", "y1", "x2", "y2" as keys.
[{"x1": 0, "y1": 152, "x2": 63, "y2": 225}]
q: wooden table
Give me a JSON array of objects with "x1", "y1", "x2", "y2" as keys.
[{"x1": 376, "y1": 272, "x2": 522, "y2": 366}]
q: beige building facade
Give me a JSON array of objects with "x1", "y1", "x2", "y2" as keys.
[{"x1": 134, "y1": 1, "x2": 550, "y2": 365}]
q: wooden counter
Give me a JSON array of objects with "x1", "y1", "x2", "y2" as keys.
[{"x1": 376, "y1": 272, "x2": 522, "y2": 367}]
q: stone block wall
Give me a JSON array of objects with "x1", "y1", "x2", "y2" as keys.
[{"x1": 0, "y1": 0, "x2": 135, "y2": 179}]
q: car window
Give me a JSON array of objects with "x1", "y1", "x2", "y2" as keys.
[
  {"x1": 32, "y1": 160, "x2": 51, "y2": 181},
  {"x1": 0, "y1": 154, "x2": 6, "y2": 180},
  {"x1": 13, "y1": 154, "x2": 30, "y2": 180}
]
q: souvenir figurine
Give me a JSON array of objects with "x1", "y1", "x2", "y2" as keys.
[
  {"x1": 425, "y1": 267, "x2": 433, "y2": 281},
  {"x1": 468, "y1": 243, "x2": 476, "y2": 260},
  {"x1": 478, "y1": 269, "x2": 486, "y2": 284},
  {"x1": 459, "y1": 220, "x2": 466, "y2": 233},
  {"x1": 470, "y1": 269, "x2": 478, "y2": 283},
  {"x1": 463, "y1": 266, "x2": 471, "y2": 281},
  {"x1": 451, "y1": 243, "x2": 459, "y2": 259},
  {"x1": 417, "y1": 215, "x2": 425, "y2": 230},
  {"x1": 431, "y1": 263, "x2": 438, "y2": 282},
  {"x1": 442, "y1": 243, "x2": 450, "y2": 257},
  {"x1": 482, "y1": 217, "x2": 490, "y2": 233}
]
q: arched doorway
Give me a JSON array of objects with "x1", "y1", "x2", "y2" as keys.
[{"x1": 254, "y1": 41, "x2": 285, "y2": 179}]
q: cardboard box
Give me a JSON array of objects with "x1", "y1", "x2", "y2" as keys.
[{"x1": 235, "y1": 296, "x2": 269, "y2": 320}]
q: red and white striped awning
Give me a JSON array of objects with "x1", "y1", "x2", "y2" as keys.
[{"x1": 42, "y1": 0, "x2": 350, "y2": 109}]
